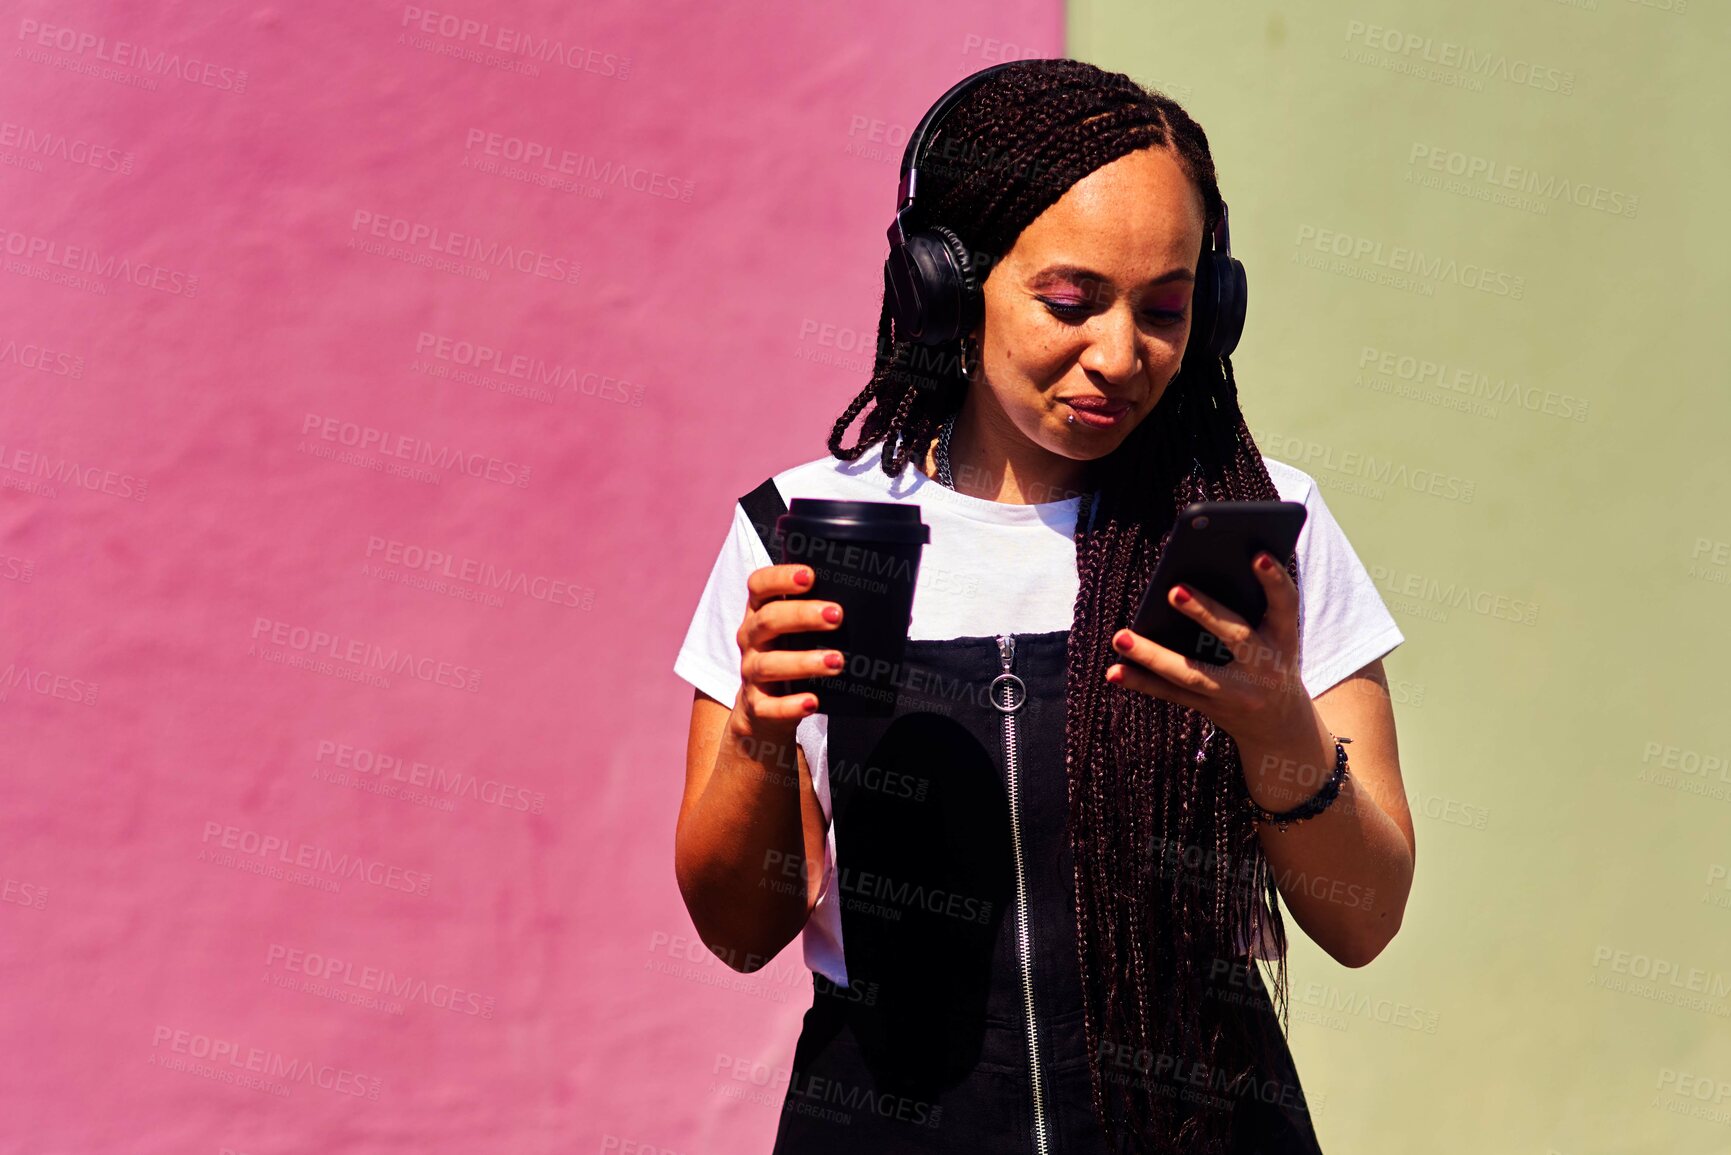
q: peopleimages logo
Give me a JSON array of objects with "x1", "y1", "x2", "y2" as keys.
[
  {"x1": 1356, "y1": 345, "x2": 1591, "y2": 423},
  {"x1": 299, "y1": 412, "x2": 533, "y2": 488},
  {"x1": 265, "y1": 943, "x2": 496, "y2": 1018},
  {"x1": 1407, "y1": 143, "x2": 1638, "y2": 219},
  {"x1": 249, "y1": 615, "x2": 484, "y2": 693},
  {"x1": 835, "y1": 866, "x2": 993, "y2": 924},
  {"x1": 15, "y1": 19, "x2": 250, "y2": 92},
  {"x1": 397, "y1": 7, "x2": 631, "y2": 77},
  {"x1": 1293, "y1": 225, "x2": 1525, "y2": 300},
  {"x1": 0, "y1": 117, "x2": 134, "y2": 174},
  {"x1": 0, "y1": 334, "x2": 85, "y2": 378},
  {"x1": 461, "y1": 129, "x2": 693, "y2": 201},
  {"x1": 412, "y1": 331, "x2": 643, "y2": 406},
  {"x1": 363, "y1": 534, "x2": 593, "y2": 611},
  {"x1": 783, "y1": 533, "x2": 917, "y2": 581},
  {"x1": 199, "y1": 821, "x2": 435, "y2": 897},
  {"x1": 0, "y1": 225, "x2": 199, "y2": 296},
  {"x1": 1366, "y1": 564, "x2": 1538, "y2": 626},
  {"x1": 0, "y1": 440, "x2": 149, "y2": 500},
  {"x1": 0, "y1": 660, "x2": 99, "y2": 706},
  {"x1": 312, "y1": 738, "x2": 548, "y2": 813},
  {"x1": 149, "y1": 1026, "x2": 382, "y2": 1099},
  {"x1": 348, "y1": 211, "x2": 580, "y2": 284},
  {"x1": 1342, "y1": 19, "x2": 1576, "y2": 95},
  {"x1": 1251, "y1": 431, "x2": 1478, "y2": 504},
  {"x1": 1296, "y1": 981, "x2": 1441, "y2": 1034}
]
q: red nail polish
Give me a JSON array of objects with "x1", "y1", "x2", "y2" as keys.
[
  {"x1": 1172, "y1": 585, "x2": 1191, "y2": 604},
  {"x1": 796, "y1": 569, "x2": 813, "y2": 585},
  {"x1": 823, "y1": 604, "x2": 841, "y2": 623}
]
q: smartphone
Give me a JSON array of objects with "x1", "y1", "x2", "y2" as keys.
[{"x1": 1128, "y1": 500, "x2": 1308, "y2": 666}]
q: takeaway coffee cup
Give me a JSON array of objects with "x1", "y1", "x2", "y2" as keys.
[{"x1": 770, "y1": 498, "x2": 929, "y2": 718}]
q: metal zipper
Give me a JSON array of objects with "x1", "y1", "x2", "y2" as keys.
[{"x1": 991, "y1": 632, "x2": 1050, "y2": 1155}]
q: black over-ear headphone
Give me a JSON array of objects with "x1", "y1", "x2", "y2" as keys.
[{"x1": 882, "y1": 62, "x2": 1248, "y2": 368}]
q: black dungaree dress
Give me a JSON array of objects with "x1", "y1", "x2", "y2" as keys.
[{"x1": 739, "y1": 477, "x2": 1326, "y2": 1155}]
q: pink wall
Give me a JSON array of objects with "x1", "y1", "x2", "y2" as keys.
[{"x1": 0, "y1": 2, "x2": 1060, "y2": 1152}]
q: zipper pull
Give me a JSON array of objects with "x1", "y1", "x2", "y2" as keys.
[{"x1": 991, "y1": 634, "x2": 1025, "y2": 714}]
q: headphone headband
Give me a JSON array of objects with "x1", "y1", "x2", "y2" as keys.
[
  {"x1": 883, "y1": 62, "x2": 1246, "y2": 361},
  {"x1": 893, "y1": 61, "x2": 1021, "y2": 216}
]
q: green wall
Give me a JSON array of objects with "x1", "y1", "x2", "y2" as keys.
[{"x1": 1070, "y1": 2, "x2": 1731, "y2": 1150}]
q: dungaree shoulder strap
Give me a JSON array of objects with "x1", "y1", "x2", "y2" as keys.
[{"x1": 736, "y1": 476, "x2": 786, "y2": 559}]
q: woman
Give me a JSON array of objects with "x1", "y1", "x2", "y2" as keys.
[{"x1": 673, "y1": 58, "x2": 1416, "y2": 1154}]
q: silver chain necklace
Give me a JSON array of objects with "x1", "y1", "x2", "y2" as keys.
[
  {"x1": 933, "y1": 410, "x2": 1096, "y2": 524},
  {"x1": 935, "y1": 412, "x2": 957, "y2": 489}
]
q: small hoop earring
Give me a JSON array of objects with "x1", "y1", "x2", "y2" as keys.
[{"x1": 960, "y1": 335, "x2": 980, "y2": 383}]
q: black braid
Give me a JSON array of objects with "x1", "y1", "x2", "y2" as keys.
[{"x1": 827, "y1": 59, "x2": 1304, "y2": 1153}]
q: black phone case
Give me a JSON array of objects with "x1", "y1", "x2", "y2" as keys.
[{"x1": 1128, "y1": 500, "x2": 1308, "y2": 666}]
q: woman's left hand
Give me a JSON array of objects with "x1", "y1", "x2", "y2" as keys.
[{"x1": 1105, "y1": 551, "x2": 1314, "y2": 752}]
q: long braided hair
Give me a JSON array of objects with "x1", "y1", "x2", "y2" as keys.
[{"x1": 828, "y1": 59, "x2": 1305, "y2": 1153}]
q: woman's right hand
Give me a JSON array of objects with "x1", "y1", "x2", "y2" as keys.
[{"x1": 732, "y1": 563, "x2": 843, "y2": 737}]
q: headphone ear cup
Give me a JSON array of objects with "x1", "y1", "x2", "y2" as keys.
[
  {"x1": 888, "y1": 225, "x2": 980, "y2": 347},
  {"x1": 1210, "y1": 254, "x2": 1247, "y2": 358},
  {"x1": 1189, "y1": 251, "x2": 1247, "y2": 360},
  {"x1": 929, "y1": 225, "x2": 983, "y2": 347},
  {"x1": 886, "y1": 231, "x2": 950, "y2": 344},
  {"x1": 883, "y1": 241, "x2": 924, "y2": 339},
  {"x1": 1190, "y1": 249, "x2": 1220, "y2": 361},
  {"x1": 930, "y1": 224, "x2": 980, "y2": 300}
]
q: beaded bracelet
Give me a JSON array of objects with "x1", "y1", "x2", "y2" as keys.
[{"x1": 1246, "y1": 735, "x2": 1352, "y2": 832}]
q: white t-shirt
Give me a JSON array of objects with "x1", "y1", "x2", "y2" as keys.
[{"x1": 674, "y1": 450, "x2": 1405, "y2": 984}]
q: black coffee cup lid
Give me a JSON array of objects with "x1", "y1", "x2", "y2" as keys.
[{"x1": 781, "y1": 498, "x2": 930, "y2": 544}]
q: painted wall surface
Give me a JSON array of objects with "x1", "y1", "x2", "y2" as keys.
[
  {"x1": 1069, "y1": 2, "x2": 1731, "y2": 1152},
  {"x1": 0, "y1": 2, "x2": 1061, "y2": 1152},
  {"x1": 10, "y1": 0, "x2": 1723, "y2": 1150}
]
